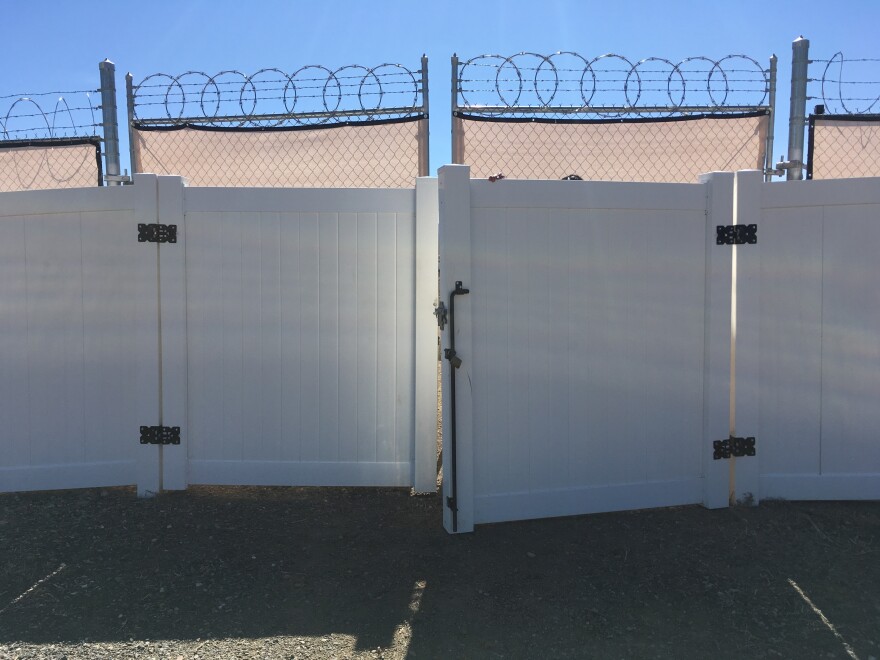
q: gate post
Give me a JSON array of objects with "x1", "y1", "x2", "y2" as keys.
[
  {"x1": 414, "y1": 176, "x2": 440, "y2": 493},
  {"x1": 730, "y1": 170, "x2": 764, "y2": 504},
  {"x1": 438, "y1": 165, "x2": 474, "y2": 532},
  {"x1": 158, "y1": 176, "x2": 189, "y2": 490},
  {"x1": 700, "y1": 171, "x2": 735, "y2": 508},
  {"x1": 134, "y1": 174, "x2": 161, "y2": 496}
]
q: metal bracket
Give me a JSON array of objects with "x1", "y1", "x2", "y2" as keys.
[
  {"x1": 138, "y1": 223, "x2": 177, "y2": 244},
  {"x1": 140, "y1": 425, "x2": 181, "y2": 445},
  {"x1": 444, "y1": 347, "x2": 462, "y2": 369},
  {"x1": 434, "y1": 301, "x2": 448, "y2": 330},
  {"x1": 716, "y1": 224, "x2": 757, "y2": 245},
  {"x1": 713, "y1": 436, "x2": 756, "y2": 460},
  {"x1": 104, "y1": 174, "x2": 132, "y2": 185}
]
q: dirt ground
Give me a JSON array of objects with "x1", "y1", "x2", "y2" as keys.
[{"x1": 0, "y1": 486, "x2": 878, "y2": 660}]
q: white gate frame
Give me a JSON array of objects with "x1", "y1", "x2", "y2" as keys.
[
  {"x1": 438, "y1": 165, "x2": 737, "y2": 532},
  {"x1": 142, "y1": 176, "x2": 439, "y2": 495}
]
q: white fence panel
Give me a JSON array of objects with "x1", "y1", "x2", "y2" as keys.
[
  {"x1": 0, "y1": 185, "x2": 157, "y2": 492},
  {"x1": 439, "y1": 167, "x2": 734, "y2": 532},
  {"x1": 180, "y1": 184, "x2": 437, "y2": 490},
  {"x1": 738, "y1": 176, "x2": 880, "y2": 500}
]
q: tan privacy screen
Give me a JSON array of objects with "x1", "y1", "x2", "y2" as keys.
[
  {"x1": 0, "y1": 142, "x2": 100, "y2": 192},
  {"x1": 132, "y1": 118, "x2": 425, "y2": 188},
  {"x1": 455, "y1": 112, "x2": 769, "y2": 183},
  {"x1": 809, "y1": 117, "x2": 880, "y2": 180}
]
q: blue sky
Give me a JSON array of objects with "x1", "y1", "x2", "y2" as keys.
[{"x1": 2, "y1": 0, "x2": 879, "y2": 175}]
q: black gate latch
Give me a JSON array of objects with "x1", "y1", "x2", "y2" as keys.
[{"x1": 713, "y1": 436, "x2": 756, "y2": 460}]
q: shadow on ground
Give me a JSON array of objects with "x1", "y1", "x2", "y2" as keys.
[{"x1": 1, "y1": 486, "x2": 879, "y2": 658}]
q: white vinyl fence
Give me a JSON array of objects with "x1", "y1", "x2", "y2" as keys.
[
  {"x1": 0, "y1": 185, "x2": 158, "y2": 492},
  {"x1": 438, "y1": 165, "x2": 880, "y2": 533},
  {"x1": 0, "y1": 175, "x2": 439, "y2": 495},
  {"x1": 734, "y1": 173, "x2": 880, "y2": 502}
]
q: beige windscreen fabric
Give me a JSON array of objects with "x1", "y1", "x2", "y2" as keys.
[
  {"x1": 455, "y1": 113, "x2": 769, "y2": 183},
  {"x1": 132, "y1": 119, "x2": 425, "y2": 188},
  {"x1": 810, "y1": 118, "x2": 880, "y2": 179},
  {"x1": 0, "y1": 143, "x2": 100, "y2": 192}
]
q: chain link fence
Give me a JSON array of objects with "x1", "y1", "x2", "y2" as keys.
[
  {"x1": 453, "y1": 52, "x2": 776, "y2": 183},
  {"x1": 806, "y1": 53, "x2": 880, "y2": 179},
  {"x1": 0, "y1": 87, "x2": 104, "y2": 192},
  {"x1": 129, "y1": 61, "x2": 429, "y2": 188},
  {"x1": 0, "y1": 139, "x2": 102, "y2": 192},
  {"x1": 455, "y1": 112, "x2": 768, "y2": 183}
]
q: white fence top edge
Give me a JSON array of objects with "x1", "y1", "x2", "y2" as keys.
[
  {"x1": 761, "y1": 176, "x2": 880, "y2": 209},
  {"x1": 184, "y1": 186, "x2": 418, "y2": 214},
  {"x1": 468, "y1": 178, "x2": 708, "y2": 212},
  {"x1": 0, "y1": 185, "x2": 133, "y2": 219}
]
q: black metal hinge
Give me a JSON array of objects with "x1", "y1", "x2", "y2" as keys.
[
  {"x1": 138, "y1": 223, "x2": 177, "y2": 244},
  {"x1": 716, "y1": 224, "x2": 757, "y2": 245},
  {"x1": 713, "y1": 436, "x2": 756, "y2": 460},
  {"x1": 140, "y1": 425, "x2": 181, "y2": 445},
  {"x1": 434, "y1": 301, "x2": 448, "y2": 330}
]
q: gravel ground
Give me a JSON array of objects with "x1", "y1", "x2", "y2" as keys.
[{"x1": 1, "y1": 486, "x2": 879, "y2": 659}]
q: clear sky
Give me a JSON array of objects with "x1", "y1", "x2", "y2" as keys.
[{"x1": 2, "y1": 0, "x2": 879, "y2": 176}]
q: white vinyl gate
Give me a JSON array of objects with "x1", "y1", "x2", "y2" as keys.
[
  {"x1": 733, "y1": 173, "x2": 880, "y2": 503},
  {"x1": 0, "y1": 185, "x2": 158, "y2": 492},
  {"x1": 0, "y1": 175, "x2": 440, "y2": 495},
  {"x1": 437, "y1": 166, "x2": 737, "y2": 532}
]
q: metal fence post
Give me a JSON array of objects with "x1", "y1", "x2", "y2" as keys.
[
  {"x1": 125, "y1": 73, "x2": 137, "y2": 176},
  {"x1": 451, "y1": 55, "x2": 463, "y2": 164},
  {"x1": 765, "y1": 55, "x2": 778, "y2": 181},
  {"x1": 419, "y1": 54, "x2": 430, "y2": 177},
  {"x1": 786, "y1": 37, "x2": 810, "y2": 181},
  {"x1": 99, "y1": 59, "x2": 121, "y2": 185}
]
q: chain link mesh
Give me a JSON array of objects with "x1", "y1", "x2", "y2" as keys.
[
  {"x1": 130, "y1": 62, "x2": 427, "y2": 188},
  {"x1": 0, "y1": 141, "x2": 101, "y2": 192},
  {"x1": 132, "y1": 118, "x2": 424, "y2": 188},
  {"x1": 455, "y1": 113, "x2": 768, "y2": 183},
  {"x1": 453, "y1": 52, "x2": 773, "y2": 182},
  {"x1": 808, "y1": 116, "x2": 880, "y2": 179}
]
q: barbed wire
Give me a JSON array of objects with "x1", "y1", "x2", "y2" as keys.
[
  {"x1": 132, "y1": 63, "x2": 426, "y2": 127},
  {"x1": 456, "y1": 52, "x2": 771, "y2": 118},
  {"x1": 809, "y1": 52, "x2": 880, "y2": 114},
  {"x1": 0, "y1": 89, "x2": 100, "y2": 141}
]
